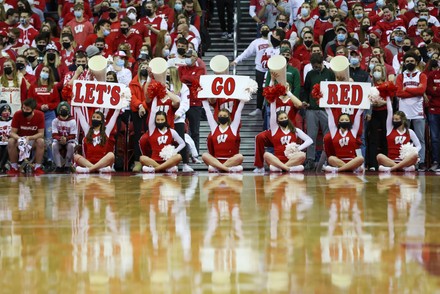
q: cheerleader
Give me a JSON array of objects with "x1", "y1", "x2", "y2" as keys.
[
  {"x1": 0, "y1": 102, "x2": 12, "y2": 172},
  {"x1": 140, "y1": 99, "x2": 185, "y2": 173},
  {"x1": 323, "y1": 108, "x2": 365, "y2": 173},
  {"x1": 74, "y1": 109, "x2": 120, "y2": 173},
  {"x1": 377, "y1": 97, "x2": 421, "y2": 172},
  {"x1": 264, "y1": 101, "x2": 313, "y2": 172},
  {"x1": 201, "y1": 99, "x2": 245, "y2": 173}
]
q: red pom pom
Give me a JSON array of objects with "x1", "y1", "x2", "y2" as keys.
[
  {"x1": 190, "y1": 79, "x2": 203, "y2": 100},
  {"x1": 311, "y1": 83, "x2": 323, "y2": 101},
  {"x1": 263, "y1": 84, "x2": 286, "y2": 103},
  {"x1": 61, "y1": 84, "x2": 73, "y2": 104},
  {"x1": 377, "y1": 81, "x2": 397, "y2": 98},
  {"x1": 147, "y1": 80, "x2": 167, "y2": 100}
]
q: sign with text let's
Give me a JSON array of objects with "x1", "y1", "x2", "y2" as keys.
[
  {"x1": 319, "y1": 82, "x2": 371, "y2": 110},
  {"x1": 198, "y1": 75, "x2": 251, "y2": 100},
  {"x1": 71, "y1": 81, "x2": 127, "y2": 109}
]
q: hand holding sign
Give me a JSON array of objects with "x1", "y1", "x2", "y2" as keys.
[{"x1": 319, "y1": 82, "x2": 371, "y2": 110}]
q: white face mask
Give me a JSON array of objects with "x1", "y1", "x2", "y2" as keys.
[
  {"x1": 128, "y1": 13, "x2": 136, "y2": 21},
  {"x1": 373, "y1": 71, "x2": 382, "y2": 80},
  {"x1": 164, "y1": 36, "x2": 171, "y2": 44}
]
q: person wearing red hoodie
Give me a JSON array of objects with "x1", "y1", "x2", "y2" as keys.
[
  {"x1": 426, "y1": 57, "x2": 440, "y2": 171},
  {"x1": 111, "y1": 17, "x2": 143, "y2": 58}
]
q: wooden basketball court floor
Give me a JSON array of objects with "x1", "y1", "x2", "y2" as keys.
[{"x1": 1, "y1": 172, "x2": 440, "y2": 293}]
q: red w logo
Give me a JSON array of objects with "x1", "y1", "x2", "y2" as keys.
[
  {"x1": 157, "y1": 135, "x2": 168, "y2": 145},
  {"x1": 339, "y1": 137, "x2": 349, "y2": 147},
  {"x1": 280, "y1": 136, "x2": 291, "y2": 145},
  {"x1": 217, "y1": 134, "x2": 228, "y2": 144},
  {"x1": 157, "y1": 105, "x2": 170, "y2": 113},
  {"x1": 261, "y1": 53, "x2": 270, "y2": 69},
  {"x1": 395, "y1": 136, "x2": 406, "y2": 144}
]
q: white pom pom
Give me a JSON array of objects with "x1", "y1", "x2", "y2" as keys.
[
  {"x1": 284, "y1": 143, "x2": 301, "y2": 159},
  {"x1": 243, "y1": 79, "x2": 258, "y2": 101},
  {"x1": 399, "y1": 143, "x2": 419, "y2": 160},
  {"x1": 368, "y1": 87, "x2": 385, "y2": 106},
  {"x1": 159, "y1": 145, "x2": 177, "y2": 161},
  {"x1": 120, "y1": 87, "x2": 132, "y2": 108}
]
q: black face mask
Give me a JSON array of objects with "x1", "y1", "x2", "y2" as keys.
[
  {"x1": 271, "y1": 35, "x2": 281, "y2": 47},
  {"x1": 431, "y1": 60, "x2": 438, "y2": 68},
  {"x1": 261, "y1": 30, "x2": 270, "y2": 37},
  {"x1": 121, "y1": 27, "x2": 129, "y2": 35},
  {"x1": 97, "y1": 46, "x2": 104, "y2": 52},
  {"x1": 277, "y1": 22, "x2": 287, "y2": 28},
  {"x1": 338, "y1": 121, "x2": 352, "y2": 129},
  {"x1": 109, "y1": 12, "x2": 117, "y2": 19},
  {"x1": 425, "y1": 39, "x2": 432, "y2": 45},
  {"x1": 278, "y1": 120, "x2": 289, "y2": 128},
  {"x1": 304, "y1": 40, "x2": 313, "y2": 47},
  {"x1": 145, "y1": 9, "x2": 153, "y2": 17},
  {"x1": 319, "y1": 9, "x2": 326, "y2": 18},
  {"x1": 16, "y1": 63, "x2": 25, "y2": 70},
  {"x1": 92, "y1": 120, "x2": 101, "y2": 128},
  {"x1": 47, "y1": 53, "x2": 56, "y2": 61},
  {"x1": 434, "y1": 0, "x2": 439, "y2": 6},
  {"x1": 361, "y1": 25, "x2": 370, "y2": 32},
  {"x1": 4, "y1": 67, "x2": 13, "y2": 75},
  {"x1": 218, "y1": 116, "x2": 229, "y2": 125},
  {"x1": 177, "y1": 47, "x2": 186, "y2": 56},
  {"x1": 37, "y1": 44, "x2": 46, "y2": 52},
  {"x1": 405, "y1": 63, "x2": 416, "y2": 71},
  {"x1": 402, "y1": 45, "x2": 411, "y2": 52},
  {"x1": 60, "y1": 109, "x2": 69, "y2": 117},
  {"x1": 140, "y1": 69, "x2": 148, "y2": 77},
  {"x1": 27, "y1": 56, "x2": 36, "y2": 63},
  {"x1": 62, "y1": 42, "x2": 71, "y2": 49},
  {"x1": 166, "y1": 75, "x2": 171, "y2": 83},
  {"x1": 392, "y1": 121, "x2": 402, "y2": 128},
  {"x1": 22, "y1": 111, "x2": 33, "y2": 117},
  {"x1": 156, "y1": 122, "x2": 166, "y2": 129},
  {"x1": 8, "y1": 37, "x2": 15, "y2": 44}
]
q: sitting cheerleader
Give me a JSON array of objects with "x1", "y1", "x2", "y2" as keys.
[
  {"x1": 201, "y1": 99, "x2": 245, "y2": 173},
  {"x1": 74, "y1": 108, "x2": 120, "y2": 173},
  {"x1": 140, "y1": 99, "x2": 185, "y2": 173},
  {"x1": 377, "y1": 97, "x2": 421, "y2": 172},
  {"x1": 323, "y1": 108, "x2": 364, "y2": 173},
  {"x1": 264, "y1": 101, "x2": 312, "y2": 172}
]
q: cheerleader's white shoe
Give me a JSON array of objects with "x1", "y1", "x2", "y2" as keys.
[
  {"x1": 166, "y1": 166, "x2": 178, "y2": 173},
  {"x1": 142, "y1": 166, "x2": 155, "y2": 173},
  {"x1": 269, "y1": 165, "x2": 282, "y2": 172}
]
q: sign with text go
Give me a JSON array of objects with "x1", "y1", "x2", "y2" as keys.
[
  {"x1": 71, "y1": 81, "x2": 127, "y2": 109},
  {"x1": 320, "y1": 82, "x2": 371, "y2": 109},
  {"x1": 199, "y1": 75, "x2": 251, "y2": 100}
]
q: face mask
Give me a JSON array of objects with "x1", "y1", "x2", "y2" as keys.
[
  {"x1": 428, "y1": 52, "x2": 434, "y2": 58},
  {"x1": 60, "y1": 109, "x2": 69, "y2": 117},
  {"x1": 74, "y1": 10, "x2": 83, "y2": 18},
  {"x1": 145, "y1": 9, "x2": 153, "y2": 17},
  {"x1": 164, "y1": 49, "x2": 170, "y2": 57},
  {"x1": 174, "y1": 3, "x2": 183, "y2": 11},
  {"x1": 62, "y1": 42, "x2": 71, "y2": 49},
  {"x1": 40, "y1": 72, "x2": 49, "y2": 80},
  {"x1": 369, "y1": 63, "x2": 375, "y2": 71},
  {"x1": 270, "y1": 35, "x2": 281, "y2": 47},
  {"x1": 97, "y1": 46, "x2": 104, "y2": 52},
  {"x1": 301, "y1": 8, "x2": 309, "y2": 17},
  {"x1": 278, "y1": 120, "x2": 289, "y2": 128},
  {"x1": 185, "y1": 57, "x2": 193, "y2": 65},
  {"x1": 261, "y1": 30, "x2": 270, "y2": 37},
  {"x1": 319, "y1": 9, "x2": 326, "y2": 17},
  {"x1": 392, "y1": 121, "x2": 402, "y2": 128},
  {"x1": 8, "y1": 37, "x2": 15, "y2": 44},
  {"x1": 405, "y1": 63, "x2": 416, "y2": 71},
  {"x1": 177, "y1": 47, "x2": 186, "y2": 56},
  {"x1": 110, "y1": 2, "x2": 119, "y2": 9},
  {"x1": 333, "y1": 21, "x2": 340, "y2": 27},
  {"x1": 394, "y1": 36, "x2": 403, "y2": 43},
  {"x1": 1, "y1": 112, "x2": 10, "y2": 120},
  {"x1": 304, "y1": 40, "x2": 313, "y2": 47},
  {"x1": 47, "y1": 52, "x2": 56, "y2": 61},
  {"x1": 3, "y1": 67, "x2": 12, "y2": 75},
  {"x1": 402, "y1": 45, "x2": 411, "y2": 52},
  {"x1": 361, "y1": 25, "x2": 370, "y2": 32},
  {"x1": 27, "y1": 56, "x2": 36, "y2": 63},
  {"x1": 116, "y1": 59, "x2": 125, "y2": 67},
  {"x1": 338, "y1": 121, "x2": 351, "y2": 129},
  {"x1": 165, "y1": 36, "x2": 172, "y2": 44},
  {"x1": 218, "y1": 116, "x2": 229, "y2": 125},
  {"x1": 20, "y1": 18, "x2": 27, "y2": 25},
  {"x1": 373, "y1": 71, "x2": 382, "y2": 79},
  {"x1": 77, "y1": 64, "x2": 87, "y2": 70},
  {"x1": 103, "y1": 29, "x2": 110, "y2": 36},
  {"x1": 355, "y1": 13, "x2": 363, "y2": 19},
  {"x1": 350, "y1": 57, "x2": 360, "y2": 66},
  {"x1": 128, "y1": 13, "x2": 136, "y2": 20},
  {"x1": 121, "y1": 27, "x2": 129, "y2": 35},
  {"x1": 432, "y1": 60, "x2": 438, "y2": 68},
  {"x1": 377, "y1": 0, "x2": 384, "y2": 7},
  {"x1": 16, "y1": 63, "x2": 25, "y2": 70},
  {"x1": 369, "y1": 37, "x2": 376, "y2": 46},
  {"x1": 420, "y1": 15, "x2": 428, "y2": 20},
  {"x1": 92, "y1": 120, "x2": 101, "y2": 128},
  {"x1": 155, "y1": 122, "x2": 166, "y2": 129},
  {"x1": 166, "y1": 75, "x2": 171, "y2": 83},
  {"x1": 22, "y1": 110, "x2": 33, "y2": 117},
  {"x1": 109, "y1": 12, "x2": 117, "y2": 19},
  {"x1": 140, "y1": 69, "x2": 148, "y2": 76},
  {"x1": 277, "y1": 22, "x2": 287, "y2": 28},
  {"x1": 157, "y1": 0, "x2": 164, "y2": 6},
  {"x1": 37, "y1": 44, "x2": 46, "y2": 52},
  {"x1": 337, "y1": 33, "x2": 346, "y2": 42},
  {"x1": 425, "y1": 39, "x2": 432, "y2": 45}
]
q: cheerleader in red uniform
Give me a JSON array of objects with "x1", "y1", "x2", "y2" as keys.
[
  {"x1": 201, "y1": 99, "x2": 245, "y2": 173},
  {"x1": 264, "y1": 101, "x2": 313, "y2": 172},
  {"x1": 323, "y1": 108, "x2": 364, "y2": 173},
  {"x1": 140, "y1": 99, "x2": 186, "y2": 173},
  {"x1": 377, "y1": 97, "x2": 421, "y2": 172},
  {"x1": 74, "y1": 109, "x2": 120, "y2": 173}
]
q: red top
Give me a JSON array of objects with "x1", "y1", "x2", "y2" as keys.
[
  {"x1": 275, "y1": 97, "x2": 297, "y2": 124},
  {"x1": 332, "y1": 129, "x2": 360, "y2": 161},
  {"x1": 82, "y1": 132, "x2": 112, "y2": 164},
  {"x1": 211, "y1": 126, "x2": 240, "y2": 160},
  {"x1": 149, "y1": 97, "x2": 177, "y2": 128},
  {"x1": 148, "y1": 128, "x2": 174, "y2": 162},
  {"x1": 61, "y1": 2, "x2": 93, "y2": 25},
  {"x1": 178, "y1": 62, "x2": 205, "y2": 107},
  {"x1": 157, "y1": 4, "x2": 175, "y2": 31},
  {"x1": 270, "y1": 128, "x2": 297, "y2": 163},
  {"x1": 11, "y1": 110, "x2": 45, "y2": 137},
  {"x1": 426, "y1": 70, "x2": 440, "y2": 114},
  {"x1": 28, "y1": 84, "x2": 60, "y2": 111},
  {"x1": 65, "y1": 19, "x2": 94, "y2": 47},
  {"x1": 211, "y1": 98, "x2": 241, "y2": 122},
  {"x1": 129, "y1": 76, "x2": 149, "y2": 113},
  {"x1": 138, "y1": 16, "x2": 165, "y2": 50},
  {"x1": 387, "y1": 128, "x2": 410, "y2": 160},
  {"x1": 111, "y1": 32, "x2": 144, "y2": 58}
]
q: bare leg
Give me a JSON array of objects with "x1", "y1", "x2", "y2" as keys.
[
  {"x1": 202, "y1": 153, "x2": 244, "y2": 172},
  {"x1": 88, "y1": 152, "x2": 115, "y2": 172},
  {"x1": 328, "y1": 156, "x2": 364, "y2": 172},
  {"x1": 74, "y1": 154, "x2": 94, "y2": 168},
  {"x1": 377, "y1": 153, "x2": 418, "y2": 171},
  {"x1": 264, "y1": 152, "x2": 290, "y2": 171},
  {"x1": 285, "y1": 152, "x2": 306, "y2": 167},
  {"x1": 140, "y1": 154, "x2": 182, "y2": 172}
]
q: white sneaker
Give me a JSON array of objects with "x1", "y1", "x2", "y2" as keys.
[
  {"x1": 229, "y1": 165, "x2": 243, "y2": 173},
  {"x1": 191, "y1": 157, "x2": 202, "y2": 164},
  {"x1": 99, "y1": 166, "x2": 113, "y2": 173},
  {"x1": 166, "y1": 166, "x2": 178, "y2": 173},
  {"x1": 354, "y1": 165, "x2": 364, "y2": 174},
  {"x1": 76, "y1": 166, "x2": 90, "y2": 174},
  {"x1": 323, "y1": 165, "x2": 338, "y2": 173},
  {"x1": 269, "y1": 165, "x2": 282, "y2": 172},
  {"x1": 289, "y1": 165, "x2": 304, "y2": 172},
  {"x1": 403, "y1": 165, "x2": 416, "y2": 172},
  {"x1": 253, "y1": 167, "x2": 265, "y2": 173},
  {"x1": 208, "y1": 165, "x2": 219, "y2": 173},
  {"x1": 249, "y1": 108, "x2": 262, "y2": 116},
  {"x1": 142, "y1": 166, "x2": 155, "y2": 173},
  {"x1": 182, "y1": 164, "x2": 194, "y2": 172},
  {"x1": 378, "y1": 165, "x2": 391, "y2": 173}
]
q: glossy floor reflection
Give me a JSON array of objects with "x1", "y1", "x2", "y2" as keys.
[{"x1": 1, "y1": 173, "x2": 440, "y2": 293}]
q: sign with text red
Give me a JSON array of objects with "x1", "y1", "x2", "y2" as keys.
[
  {"x1": 198, "y1": 75, "x2": 251, "y2": 100},
  {"x1": 71, "y1": 81, "x2": 127, "y2": 109},
  {"x1": 319, "y1": 82, "x2": 371, "y2": 110}
]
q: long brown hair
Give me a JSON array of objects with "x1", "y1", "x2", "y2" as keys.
[
  {"x1": 1, "y1": 59, "x2": 19, "y2": 87},
  {"x1": 85, "y1": 111, "x2": 107, "y2": 146},
  {"x1": 154, "y1": 30, "x2": 169, "y2": 57},
  {"x1": 38, "y1": 66, "x2": 56, "y2": 92},
  {"x1": 277, "y1": 111, "x2": 296, "y2": 133}
]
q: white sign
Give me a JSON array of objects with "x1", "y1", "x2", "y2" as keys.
[
  {"x1": 71, "y1": 81, "x2": 127, "y2": 109},
  {"x1": 319, "y1": 82, "x2": 371, "y2": 110},
  {"x1": 198, "y1": 75, "x2": 251, "y2": 100}
]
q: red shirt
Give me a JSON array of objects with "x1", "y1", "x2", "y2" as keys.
[
  {"x1": 12, "y1": 110, "x2": 45, "y2": 137},
  {"x1": 28, "y1": 84, "x2": 60, "y2": 111},
  {"x1": 61, "y1": 2, "x2": 93, "y2": 25},
  {"x1": 66, "y1": 19, "x2": 94, "y2": 47},
  {"x1": 426, "y1": 70, "x2": 440, "y2": 114},
  {"x1": 178, "y1": 62, "x2": 206, "y2": 107},
  {"x1": 148, "y1": 128, "x2": 174, "y2": 162},
  {"x1": 271, "y1": 128, "x2": 297, "y2": 163},
  {"x1": 387, "y1": 128, "x2": 410, "y2": 160},
  {"x1": 82, "y1": 133, "x2": 112, "y2": 164},
  {"x1": 138, "y1": 16, "x2": 165, "y2": 50},
  {"x1": 111, "y1": 32, "x2": 143, "y2": 57},
  {"x1": 211, "y1": 126, "x2": 240, "y2": 160},
  {"x1": 157, "y1": 4, "x2": 175, "y2": 31},
  {"x1": 332, "y1": 130, "x2": 360, "y2": 161}
]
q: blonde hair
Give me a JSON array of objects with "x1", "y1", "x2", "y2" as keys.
[
  {"x1": 1, "y1": 59, "x2": 19, "y2": 87},
  {"x1": 168, "y1": 66, "x2": 182, "y2": 93}
]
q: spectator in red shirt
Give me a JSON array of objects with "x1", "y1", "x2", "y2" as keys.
[
  {"x1": 112, "y1": 17, "x2": 144, "y2": 58},
  {"x1": 60, "y1": 0, "x2": 93, "y2": 27},
  {"x1": 17, "y1": 10, "x2": 39, "y2": 46},
  {"x1": 17, "y1": 0, "x2": 41, "y2": 30},
  {"x1": 372, "y1": 4, "x2": 405, "y2": 46},
  {"x1": 139, "y1": 1, "x2": 168, "y2": 50},
  {"x1": 60, "y1": 33, "x2": 76, "y2": 68},
  {"x1": 0, "y1": 9, "x2": 19, "y2": 32},
  {"x1": 7, "y1": 98, "x2": 45, "y2": 175},
  {"x1": 157, "y1": 0, "x2": 175, "y2": 31},
  {"x1": 83, "y1": 19, "x2": 112, "y2": 52},
  {"x1": 15, "y1": 55, "x2": 37, "y2": 85},
  {"x1": 66, "y1": 3, "x2": 94, "y2": 47}
]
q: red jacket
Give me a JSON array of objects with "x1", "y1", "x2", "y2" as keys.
[
  {"x1": 178, "y1": 62, "x2": 205, "y2": 107},
  {"x1": 426, "y1": 70, "x2": 440, "y2": 114},
  {"x1": 129, "y1": 75, "x2": 149, "y2": 113}
]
